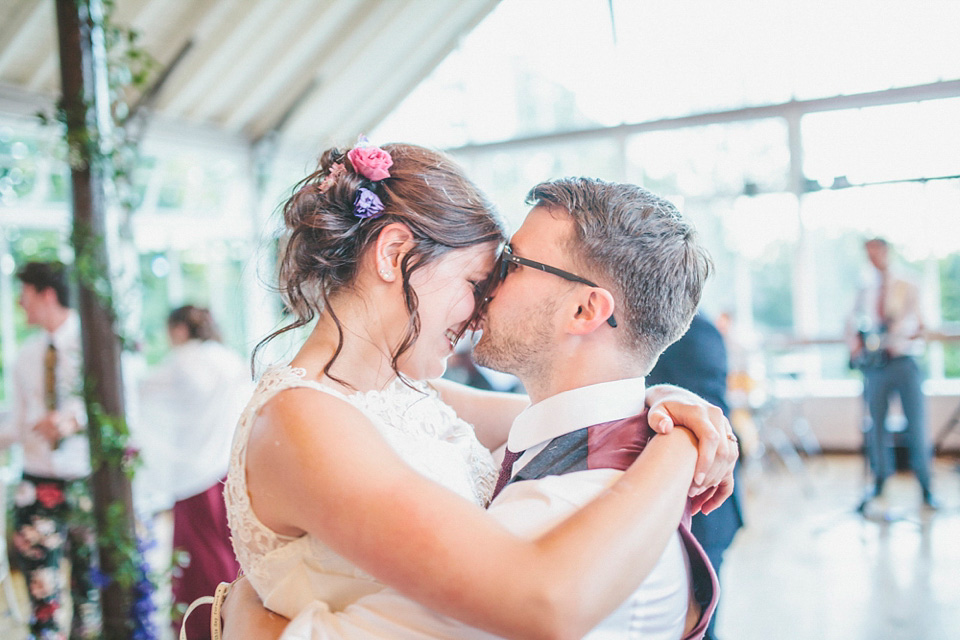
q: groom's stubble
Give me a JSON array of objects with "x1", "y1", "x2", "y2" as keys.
[{"x1": 472, "y1": 293, "x2": 559, "y2": 388}]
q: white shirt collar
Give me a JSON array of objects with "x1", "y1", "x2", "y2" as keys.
[
  {"x1": 506, "y1": 377, "x2": 647, "y2": 454},
  {"x1": 48, "y1": 310, "x2": 79, "y2": 350}
]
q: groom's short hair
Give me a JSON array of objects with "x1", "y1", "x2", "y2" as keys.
[{"x1": 526, "y1": 178, "x2": 710, "y2": 368}]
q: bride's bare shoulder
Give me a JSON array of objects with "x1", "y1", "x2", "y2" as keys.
[{"x1": 252, "y1": 385, "x2": 365, "y2": 443}]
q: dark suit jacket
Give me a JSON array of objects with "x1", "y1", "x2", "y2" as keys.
[{"x1": 646, "y1": 312, "x2": 744, "y2": 555}]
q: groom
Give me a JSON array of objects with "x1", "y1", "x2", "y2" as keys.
[
  {"x1": 471, "y1": 177, "x2": 720, "y2": 638},
  {"x1": 224, "y1": 177, "x2": 730, "y2": 639}
]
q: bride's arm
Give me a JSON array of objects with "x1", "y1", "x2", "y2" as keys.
[
  {"x1": 247, "y1": 389, "x2": 720, "y2": 640},
  {"x1": 429, "y1": 378, "x2": 529, "y2": 450}
]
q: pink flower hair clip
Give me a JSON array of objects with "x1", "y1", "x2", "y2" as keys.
[{"x1": 347, "y1": 135, "x2": 393, "y2": 182}]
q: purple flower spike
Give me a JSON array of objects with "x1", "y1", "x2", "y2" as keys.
[{"x1": 354, "y1": 187, "x2": 384, "y2": 219}]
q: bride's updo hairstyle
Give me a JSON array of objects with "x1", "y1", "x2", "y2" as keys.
[{"x1": 256, "y1": 141, "x2": 505, "y2": 383}]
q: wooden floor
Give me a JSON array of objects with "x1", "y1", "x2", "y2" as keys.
[
  {"x1": 1, "y1": 454, "x2": 958, "y2": 640},
  {"x1": 718, "y1": 454, "x2": 960, "y2": 640}
]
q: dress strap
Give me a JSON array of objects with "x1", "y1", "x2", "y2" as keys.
[{"x1": 179, "y1": 579, "x2": 233, "y2": 640}]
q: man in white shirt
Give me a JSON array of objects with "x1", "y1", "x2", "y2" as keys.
[
  {"x1": 472, "y1": 178, "x2": 718, "y2": 638},
  {"x1": 222, "y1": 178, "x2": 730, "y2": 639},
  {"x1": 847, "y1": 237, "x2": 937, "y2": 509},
  {"x1": 1, "y1": 261, "x2": 101, "y2": 639}
]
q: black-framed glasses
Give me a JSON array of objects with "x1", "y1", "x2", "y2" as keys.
[{"x1": 491, "y1": 245, "x2": 617, "y2": 328}]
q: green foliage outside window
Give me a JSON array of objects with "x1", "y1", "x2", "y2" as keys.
[
  {"x1": 751, "y1": 243, "x2": 794, "y2": 332},
  {"x1": 941, "y1": 254, "x2": 960, "y2": 323}
]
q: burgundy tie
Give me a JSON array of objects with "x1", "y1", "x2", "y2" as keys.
[
  {"x1": 876, "y1": 276, "x2": 887, "y2": 325},
  {"x1": 492, "y1": 448, "x2": 523, "y2": 500}
]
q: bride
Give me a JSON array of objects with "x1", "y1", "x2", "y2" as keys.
[{"x1": 212, "y1": 139, "x2": 735, "y2": 640}]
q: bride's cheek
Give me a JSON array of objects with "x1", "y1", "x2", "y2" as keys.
[{"x1": 459, "y1": 287, "x2": 478, "y2": 316}]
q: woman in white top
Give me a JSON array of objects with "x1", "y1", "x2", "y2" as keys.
[
  {"x1": 139, "y1": 305, "x2": 251, "y2": 637},
  {"x1": 216, "y1": 140, "x2": 734, "y2": 640}
]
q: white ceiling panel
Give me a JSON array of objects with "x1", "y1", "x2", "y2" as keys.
[{"x1": 0, "y1": 0, "x2": 501, "y2": 152}]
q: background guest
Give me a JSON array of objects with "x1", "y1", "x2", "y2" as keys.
[
  {"x1": 647, "y1": 310, "x2": 744, "y2": 640},
  {"x1": 846, "y1": 238, "x2": 937, "y2": 509},
  {"x1": 137, "y1": 305, "x2": 250, "y2": 639},
  {"x1": 1, "y1": 261, "x2": 101, "y2": 639}
]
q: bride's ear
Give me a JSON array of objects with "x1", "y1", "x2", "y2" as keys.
[{"x1": 373, "y1": 223, "x2": 415, "y2": 282}]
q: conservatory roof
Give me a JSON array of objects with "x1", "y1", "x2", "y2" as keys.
[{"x1": 0, "y1": 0, "x2": 500, "y2": 151}]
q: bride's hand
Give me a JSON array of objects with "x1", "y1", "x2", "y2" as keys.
[
  {"x1": 645, "y1": 383, "x2": 738, "y2": 499},
  {"x1": 690, "y1": 469, "x2": 735, "y2": 516}
]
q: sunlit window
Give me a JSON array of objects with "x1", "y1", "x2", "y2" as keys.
[{"x1": 373, "y1": 0, "x2": 960, "y2": 386}]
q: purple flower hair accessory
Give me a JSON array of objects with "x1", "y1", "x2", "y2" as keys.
[{"x1": 353, "y1": 187, "x2": 384, "y2": 219}]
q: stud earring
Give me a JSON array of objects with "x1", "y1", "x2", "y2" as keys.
[{"x1": 380, "y1": 269, "x2": 393, "y2": 278}]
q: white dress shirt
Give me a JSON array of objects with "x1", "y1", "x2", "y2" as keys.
[
  {"x1": 278, "y1": 377, "x2": 693, "y2": 640},
  {"x1": 2, "y1": 311, "x2": 90, "y2": 479},
  {"x1": 850, "y1": 267, "x2": 925, "y2": 358}
]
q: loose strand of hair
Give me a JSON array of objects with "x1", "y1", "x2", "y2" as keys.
[
  {"x1": 251, "y1": 313, "x2": 314, "y2": 378},
  {"x1": 320, "y1": 290, "x2": 350, "y2": 389},
  {"x1": 250, "y1": 249, "x2": 314, "y2": 376},
  {"x1": 390, "y1": 253, "x2": 424, "y2": 393}
]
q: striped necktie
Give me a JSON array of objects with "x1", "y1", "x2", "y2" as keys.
[{"x1": 44, "y1": 342, "x2": 58, "y2": 411}]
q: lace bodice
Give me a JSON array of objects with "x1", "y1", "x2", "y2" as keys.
[{"x1": 224, "y1": 366, "x2": 499, "y2": 618}]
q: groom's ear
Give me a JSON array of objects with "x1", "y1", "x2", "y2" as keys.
[{"x1": 567, "y1": 288, "x2": 616, "y2": 335}]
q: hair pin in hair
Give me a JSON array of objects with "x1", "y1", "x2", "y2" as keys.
[
  {"x1": 347, "y1": 135, "x2": 393, "y2": 181},
  {"x1": 318, "y1": 162, "x2": 346, "y2": 194},
  {"x1": 354, "y1": 187, "x2": 384, "y2": 219}
]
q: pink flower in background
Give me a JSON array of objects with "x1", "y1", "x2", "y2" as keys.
[{"x1": 35, "y1": 484, "x2": 64, "y2": 508}]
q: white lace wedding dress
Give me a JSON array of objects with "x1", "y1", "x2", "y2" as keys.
[{"x1": 224, "y1": 365, "x2": 499, "y2": 637}]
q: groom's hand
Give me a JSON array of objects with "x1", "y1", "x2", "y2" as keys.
[
  {"x1": 221, "y1": 576, "x2": 289, "y2": 640},
  {"x1": 645, "y1": 384, "x2": 737, "y2": 495}
]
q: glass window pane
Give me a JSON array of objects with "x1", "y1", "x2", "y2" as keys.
[
  {"x1": 625, "y1": 120, "x2": 789, "y2": 197},
  {"x1": 803, "y1": 99, "x2": 960, "y2": 187},
  {"x1": 942, "y1": 255, "x2": 960, "y2": 324},
  {"x1": 802, "y1": 181, "x2": 960, "y2": 261},
  {"x1": 457, "y1": 138, "x2": 625, "y2": 231},
  {"x1": 376, "y1": 0, "x2": 960, "y2": 147}
]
